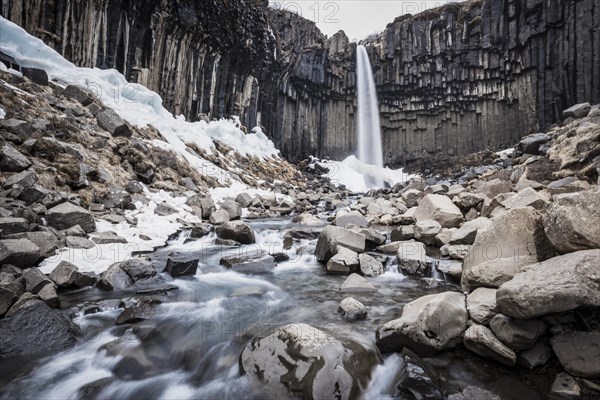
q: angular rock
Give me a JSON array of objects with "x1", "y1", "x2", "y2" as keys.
[
  {"x1": 293, "y1": 212, "x2": 323, "y2": 226},
  {"x1": 348, "y1": 226, "x2": 386, "y2": 248},
  {"x1": 549, "y1": 373, "x2": 581, "y2": 400},
  {"x1": 21, "y1": 67, "x2": 49, "y2": 85},
  {"x1": 437, "y1": 259, "x2": 463, "y2": 280},
  {"x1": 97, "y1": 263, "x2": 134, "y2": 291},
  {"x1": 337, "y1": 297, "x2": 367, "y2": 320},
  {"x1": 489, "y1": 314, "x2": 546, "y2": 351},
  {"x1": 474, "y1": 179, "x2": 512, "y2": 199},
  {"x1": 340, "y1": 273, "x2": 376, "y2": 293},
  {"x1": 215, "y1": 220, "x2": 256, "y2": 244},
  {"x1": 463, "y1": 324, "x2": 516, "y2": 366},
  {"x1": 517, "y1": 339, "x2": 553, "y2": 369},
  {"x1": 501, "y1": 187, "x2": 550, "y2": 210},
  {"x1": 376, "y1": 292, "x2": 468, "y2": 356},
  {"x1": 315, "y1": 225, "x2": 366, "y2": 262},
  {"x1": 220, "y1": 250, "x2": 276, "y2": 273},
  {"x1": 413, "y1": 220, "x2": 442, "y2": 245},
  {"x1": 119, "y1": 258, "x2": 157, "y2": 281},
  {"x1": 562, "y1": 102, "x2": 591, "y2": 119},
  {"x1": 518, "y1": 133, "x2": 551, "y2": 155},
  {"x1": 154, "y1": 202, "x2": 178, "y2": 216},
  {"x1": 543, "y1": 189, "x2": 600, "y2": 254},
  {"x1": 0, "y1": 299, "x2": 79, "y2": 358},
  {"x1": 235, "y1": 192, "x2": 253, "y2": 207},
  {"x1": 413, "y1": 194, "x2": 463, "y2": 228},
  {"x1": 0, "y1": 217, "x2": 29, "y2": 237},
  {"x1": 450, "y1": 217, "x2": 491, "y2": 245},
  {"x1": 466, "y1": 287, "x2": 498, "y2": 325},
  {"x1": 496, "y1": 250, "x2": 600, "y2": 319},
  {"x1": 447, "y1": 386, "x2": 501, "y2": 400},
  {"x1": 220, "y1": 200, "x2": 242, "y2": 220},
  {"x1": 391, "y1": 225, "x2": 414, "y2": 242},
  {"x1": 0, "y1": 285, "x2": 18, "y2": 317},
  {"x1": 0, "y1": 144, "x2": 32, "y2": 172},
  {"x1": 452, "y1": 192, "x2": 484, "y2": 211},
  {"x1": 359, "y1": 253, "x2": 384, "y2": 277},
  {"x1": 165, "y1": 258, "x2": 199, "y2": 277},
  {"x1": 547, "y1": 177, "x2": 591, "y2": 195},
  {"x1": 3, "y1": 170, "x2": 38, "y2": 189},
  {"x1": 47, "y1": 202, "x2": 96, "y2": 233},
  {"x1": 38, "y1": 283, "x2": 60, "y2": 308},
  {"x1": 66, "y1": 236, "x2": 95, "y2": 249},
  {"x1": 209, "y1": 209, "x2": 229, "y2": 225},
  {"x1": 63, "y1": 85, "x2": 93, "y2": 106},
  {"x1": 96, "y1": 108, "x2": 132, "y2": 137},
  {"x1": 550, "y1": 331, "x2": 600, "y2": 378},
  {"x1": 396, "y1": 241, "x2": 432, "y2": 276},
  {"x1": 49, "y1": 261, "x2": 97, "y2": 288},
  {"x1": 326, "y1": 247, "x2": 359, "y2": 275},
  {"x1": 401, "y1": 189, "x2": 423, "y2": 208},
  {"x1": 240, "y1": 323, "x2": 379, "y2": 400},
  {"x1": 334, "y1": 210, "x2": 368, "y2": 228},
  {"x1": 90, "y1": 231, "x2": 128, "y2": 244}
]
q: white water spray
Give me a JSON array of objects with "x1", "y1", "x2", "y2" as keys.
[{"x1": 356, "y1": 45, "x2": 384, "y2": 187}]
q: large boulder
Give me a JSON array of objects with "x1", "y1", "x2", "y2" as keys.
[
  {"x1": 562, "y1": 102, "x2": 591, "y2": 119},
  {"x1": 396, "y1": 241, "x2": 433, "y2": 276},
  {"x1": 49, "y1": 261, "x2": 96, "y2": 289},
  {"x1": 413, "y1": 194, "x2": 463, "y2": 228},
  {"x1": 119, "y1": 258, "x2": 157, "y2": 281},
  {"x1": 97, "y1": 263, "x2": 134, "y2": 291},
  {"x1": 337, "y1": 297, "x2": 367, "y2": 320},
  {"x1": 450, "y1": 217, "x2": 492, "y2": 245},
  {"x1": 240, "y1": 323, "x2": 379, "y2": 400},
  {"x1": 334, "y1": 210, "x2": 368, "y2": 228},
  {"x1": 46, "y1": 202, "x2": 96, "y2": 233},
  {"x1": 466, "y1": 287, "x2": 498, "y2": 325},
  {"x1": 376, "y1": 292, "x2": 468, "y2": 356},
  {"x1": 461, "y1": 207, "x2": 552, "y2": 292},
  {"x1": 496, "y1": 250, "x2": 600, "y2": 319},
  {"x1": 500, "y1": 188, "x2": 550, "y2": 210},
  {"x1": 413, "y1": 220, "x2": 442, "y2": 245},
  {"x1": 489, "y1": 314, "x2": 546, "y2": 351},
  {"x1": 215, "y1": 221, "x2": 256, "y2": 244},
  {"x1": 340, "y1": 273, "x2": 376, "y2": 293},
  {"x1": 463, "y1": 324, "x2": 516, "y2": 366},
  {"x1": 220, "y1": 251, "x2": 276, "y2": 273},
  {"x1": 550, "y1": 332, "x2": 600, "y2": 378},
  {"x1": 542, "y1": 189, "x2": 600, "y2": 254},
  {"x1": 0, "y1": 217, "x2": 29, "y2": 237},
  {"x1": 326, "y1": 247, "x2": 359, "y2": 275},
  {"x1": 0, "y1": 299, "x2": 79, "y2": 358},
  {"x1": 517, "y1": 133, "x2": 551, "y2": 155},
  {"x1": 358, "y1": 253, "x2": 384, "y2": 277},
  {"x1": 0, "y1": 239, "x2": 41, "y2": 268},
  {"x1": 0, "y1": 144, "x2": 32, "y2": 172},
  {"x1": 165, "y1": 258, "x2": 199, "y2": 277},
  {"x1": 220, "y1": 200, "x2": 242, "y2": 220},
  {"x1": 315, "y1": 226, "x2": 366, "y2": 262}
]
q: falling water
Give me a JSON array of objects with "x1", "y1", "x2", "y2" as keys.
[{"x1": 356, "y1": 45, "x2": 384, "y2": 187}]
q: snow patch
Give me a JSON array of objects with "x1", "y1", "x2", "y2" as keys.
[{"x1": 0, "y1": 105, "x2": 5, "y2": 119}]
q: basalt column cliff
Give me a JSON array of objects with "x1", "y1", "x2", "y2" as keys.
[{"x1": 2, "y1": 0, "x2": 598, "y2": 165}]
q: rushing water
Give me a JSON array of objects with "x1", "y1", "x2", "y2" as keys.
[
  {"x1": 356, "y1": 44, "x2": 384, "y2": 188},
  {"x1": 0, "y1": 217, "x2": 553, "y2": 399}
]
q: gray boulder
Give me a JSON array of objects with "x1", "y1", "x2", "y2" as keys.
[
  {"x1": 47, "y1": 202, "x2": 96, "y2": 233},
  {"x1": 337, "y1": 297, "x2": 367, "y2": 320},
  {"x1": 3, "y1": 170, "x2": 38, "y2": 189},
  {"x1": 0, "y1": 239, "x2": 41, "y2": 267},
  {"x1": 334, "y1": 210, "x2": 368, "y2": 228},
  {"x1": 500, "y1": 187, "x2": 550, "y2": 210},
  {"x1": 340, "y1": 273, "x2": 376, "y2": 293},
  {"x1": 326, "y1": 247, "x2": 359, "y2": 275},
  {"x1": 517, "y1": 133, "x2": 551, "y2": 155},
  {"x1": 23, "y1": 267, "x2": 51, "y2": 293},
  {"x1": 220, "y1": 200, "x2": 242, "y2": 220},
  {"x1": 49, "y1": 261, "x2": 97, "y2": 289},
  {"x1": 496, "y1": 250, "x2": 600, "y2": 319},
  {"x1": 63, "y1": 85, "x2": 93, "y2": 105},
  {"x1": 447, "y1": 386, "x2": 501, "y2": 400},
  {"x1": 549, "y1": 373, "x2": 580, "y2": 400},
  {"x1": 413, "y1": 220, "x2": 442, "y2": 245},
  {"x1": 220, "y1": 251, "x2": 276, "y2": 273},
  {"x1": 452, "y1": 192, "x2": 484, "y2": 210},
  {"x1": 120, "y1": 258, "x2": 156, "y2": 281},
  {"x1": 209, "y1": 209, "x2": 229, "y2": 225},
  {"x1": 450, "y1": 217, "x2": 492, "y2": 245},
  {"x1": 0, "y1": 217, "x2": 29, "y2": 237},
  {"x1": 235, "y1": 192, "x2": 253, "y2": 207},
  {"x1": 0, "y1": 144, "x2": 32, "y2": 172},
  {"x1": 22, "y1": 67, "x2": 49, "y2": 85},
  {"x1": 90, "y1": 231, "x2": 128, "y2": 244},
  {"x1": 215, "y1": 221, "x2": 256, "y2": 244},
  {"x1": 396, "y1": 241, "x2": 432, "y2": 276},
  {"x1": 376, "y1": 292, "x2": 468, "y2": 356},
  {"x1": 240, "y1": 323, "x2": 379, "y2": 400},
  {"x1": 543, "y1": 189, "x2": 600, "y2": 254},
  {"x1": 0, "y1": 299, "x2": 79, "y2": 358},
  {"x1": 38, "y1": 283, "x2": 60, "y2": 308},
  {"x1": 165, "y1": 258, "x2": 199, "y2": 277},
  {"x1": 413, "y1": 194, "x2": 463, "y2": 228},
  {"x1": 96, "y1": 109, "x2": 132, "y2": 137},
  {"x1": 390, "y1": 225, "x2": 415, "y2": 241},
  {"x1": 97, "y1": 263, "x2": 134, "y2": 291},
  {"x1": 315, "y1": 225, "x2": 366, "y2": 262},
  {"x1": 359, "y1": 253, "x2": 384, "y2": 277},
  {"x1": 562, "y1": 102, "x2": 591, "y2": 119},
  {"x1": 489, "y1": 314, "x2": 546, "y2": 351},
  {"x1": 550, "y1": 331, "x2": 600, "y2": 378},
  {"x1": 463, "y1": 324, "x2": 516, "y2": 366},
  {"x1": 466, "y1": 287, "x2": 498, "y2": 325}
]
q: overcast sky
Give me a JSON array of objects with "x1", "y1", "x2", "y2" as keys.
[{"x1": 269, "y1": 1, "x2": 452, "y2": 41}]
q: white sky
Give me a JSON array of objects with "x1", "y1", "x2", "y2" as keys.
[{"x1": 269, "y1": 1, "x2": 452, "y2": 41}]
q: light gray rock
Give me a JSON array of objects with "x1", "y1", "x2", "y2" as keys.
[
  {"x1": 447, "y1": 386, "x2": 501, "y2": 400},
  {"x1": 550, "y1": 331, "x2": 600, "y2": 378},
  {"x1": 348, "y1": 226, "x2": 386, "y2": 247},
  {"x1": 413, "y1": 194, "x2": 463, "y2": 228},
  {"x1": 500, "y1": 187, "x2": 550, "y2": 210},
  {"x1": 47, "y1": 202, "x2": 96, "y2": 233},
  {"x1": 293, "y1": 212, "x2": 323, "y2": 226},
  {"x1": 154, "y1": 202, "x2": 178, "y2": 216},
  {"x1": 315, "y1": 225, "x2": 366, "y2": 262},
  {"x1": 220, "y1": 200, "x2": 242, "y2": 220},
  {"x1": 413, "y1": 220, "x2": 442, "y2": 245},
  {"x1": 549, "y1": 373, "x2": 581, "y2": 400},
  {"x1": 37, "y1": 283, "x2": 59, "y2": 308},
  {"x1": 90, "y1": 231, "x2": 127, "y2": 244},
  {"x1": 474, "y1": 179, "x2": 513, "y2": 199},
  {"x1": 240, "y1": 323, "x2": 379, "y2": 400},
  {"x1": 359, "y1": 253, "x2": 384, "y2": 277},
  {"x1": 334, "y1": 210, "x2": 368, "y2": 228},
  {"x1": 66, "y1": 236, "x2": 95, "y2": 249},
  {"x1": 326, "y1": 247, "x2": 359, "y2": 275},
  {"x1": 466, "y1": 288, "x2": 498, "y2": 325},
  {"x1": 437, "y1": 259, "x2": 463, "y2": 280},
  {"x1": 463, "y1": 324, "x2": 516, "y2": 366},
  {"x1": 209, "y1": 209, "x2": 230, "y2": 225},
  {"x1": 215, "y1": 220, "x2": 256, "y2": 244},
  {"x1": 450, "y1": 217, "x2": 492, "y2": 245},
  {"x1": 562, "y1": 102, "x2": 591, "y2": 119},
  {"x1": 452, "y1": 192, "x2": 484, "y2": 210},
  {"x1": 496, "y1": 250, "x2": 600, "y2": 319},
  {"x1": 434, "y1": 227, "x2": 455, "y2": 246},
  {"x1": 119, "y1": 258, "x2": 156, "y2": 281},
  {"x1": 543, "y1": 189, "x2": 600, "y2": 254},
  {"x1": 376, "y1": 292, "x2": 468, "y2": 356},
  {"x1": 396, "y1": 241, "x2": 432, "y2": 276},
  {"x1": 220, "y1": 250, "x2": 276, "y2": 273},
  {"x1": 340, "y1": 273, "x2": 376, "y2": 293},
  {"x1": 3, "y1": 170, "x2": 38, "y2": 189},
  {"x1": 337, "y1": 297, "x2": 367, "y2": 320},
  {"x1": 547, "y1": 177, "x2": 591, "y2": 195},
  {"x1": 489, "y1": 314, "x2": 546, "y2": 351},
  {"x1": 235, "y1": 192, "x2": 253, "y2": 207}
]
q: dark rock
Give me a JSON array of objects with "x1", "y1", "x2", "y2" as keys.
[
  {"x1": 0, "y1": 285, "x2": 18, "y2": 317},
  {"x1": 447, "y1": 386, "x2": 501, "y2": 400},
  {"x1": 0, "y1": 217, "x2": 29, "y2": 237},
  {"x1": 22, "y1": 267, "x2": 52, "y2": 293},
  {"x1": 47, "y1": 202, "x2": 96, "y2": 233},
  {"x1": 165, "y1": 258, "x2": 198, "y2": 277},
  {"x1": 0, "y1": 299, "x2": 78, "y2": 358},
  {"x1": 120, "y1": 258, "x2": 157, "y2": 281},
  {"x1": 190, "y1": 223, "x2": 212, "y2": 238},
  {"x1": 96, "y1": 109, "x2": 132, "y2": 137},
  {"x1": 49, "y1": 261, "x2": 96, "y2": 289},
  {"x1": 102, "y1": 187, "x2": 133, "y2": 209},
  {"x1": 90, "y1": 231, "x2": 127, "y2": 244},
  {"x1": 137, "y1": 168, "x2": 155, "y2": 184},
  {"x1": 21, "y1": 67, "x2": 49, "y2": 85},
  {"x1": 0, "y1": 238, "x2": 41, "y2": 267},
  {"x1": 215, "y1": 220, "x2": 256, "y2": 244},
  {"x1": 518, "y1": 133, "x2": 551, "y2": 155},
  {"x1": 562, "y1": 102, "x2": 591, "y2": 119},
  {"x1": 125, "y1": 181, "x2": 144, "y2": 194},
  {"x1": 8, "y1": 231, "x2": 64, "y2": 258},
  {"x1": 63, "y1": 85, "x2": 93, "y2": 106},
  {"x1": 550, "y1": 331, "x2": 600, "y2": 378},
  {"x1": 97, "y1": 263, "x2": 134, "y2": 291},
  {"x1": 0, "y1": 144, "x2": 32, "y2": 172},
  {"x1": 489, "y1": 314, "x2": 546, "y2": 351},
  {"x1": 2, "y1": 170, "x2": 38, "y2": 189}
]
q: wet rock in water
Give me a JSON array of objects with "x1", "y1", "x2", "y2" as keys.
[
  {"x1": 466, "y1": 287, "x2": 498, "y2": 325},
  {"x1": 396, "y1": 241, "x2": 432, "y2": 276},
  {"x1": 496, "y1": 250, "x2": 600, "y2": 319},
  {"x1": 215, "y1": 220, "x2": 256, "y2": 244},
  {"x1": 120, "y1": 258, "x2": 157, "y2": 281},
  {"x1": 326, "y1": 247, "x2": 359, "y2": 275},
  {"x1": 376, "y1": 292, "x2": 468, "y2": 356},
  {"x1": 338, "y1": 297, "x2": 367, "y2": 320},
  {"x1": 115, "y1": 297, "x2": 162, "y2": 324},
  {"x1": 461, "y1": 207, "x2": 552, "y2": 291},
  {"x1": 240, "y1": 323, "x2": 379, "y2": 400},
  {"x1": 359, "y1": 253, "x2": 384, "y2": 277},
  {"x1": 315, "y1": 225, "x2": 366, "y2": 262},
  {"x1": 413, "y1": 220, "x2": 442, "y2": 245},
  {"x1": 549, "y1": 372, "x2": 581, "y2": 399},
  {"x1": 489, "y1": 314, "x2": 546, "y2": 351},
  {"x1": 0, "y1": 144, "x2": 32, "y2": 172},
  {"x1": 447, "y1": 386, "x2": 501, "y2": 400},
  {"x1": 49, "y1": 261, "x2": 97, "y2": 289},
  {"x1": 292, "y1": 212, "x2": 323, "y2": 226},
  {"x1": 517, "y1": 338, "x2": 553, "y2": 369},
  {"x1": 0, "y1": 299, "x2": 79, "y2": 358},
  {"x1": 413, "y1": 194, "x2": 463, "y2": 228},
  {"x1": 463, "y1": 324, "x2": 516, "y2": 366},
  {"x1": 220, "y1": 200, "x2": 242, "y2": 220},
  {"x1": 165, "y1": 258, "x2": 199, "y2": 277},
  {"x1": 97, "y1": 263, "x2": 134, "y2": 291},
  {"x1": 220, "y1": 250, "x2": 276, "y2": 273},
  {"x1": 562, "y1": 102, "x2": 591, "y2": 119},
  {"x1": 334, "y1": 210, "x2": 368, "y2": 228},
  {"x1": 46, "y1": 202, "x2": 96, "y2": 233},
  {"x1": 437, "y1": 259, "x2": 463, "y2": 280},
  {"x1": 542, "y1": 189, "x2": 600, "y2": 254},
  {"x1": 392, "y1": 348, "x2": 443, "y2": 400},
  {"x1": 209, "y1": 209, "x2": 229, "y2": 225},
  {"x1": 96, "y1": 108, "x2": 132, "y2": 137},
  {"x1": 550, "y1": 331, "x2": 600, "y2": 378},
  {"x1": 340, "y1": 273, "x2": 376, "y2": 293}
]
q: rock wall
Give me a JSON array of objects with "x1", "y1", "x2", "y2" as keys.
[{"x1": 2, "y1": 0, "x2": 599, "y2": 165}]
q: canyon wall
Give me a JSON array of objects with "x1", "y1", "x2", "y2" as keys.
[{"x1": 1, "y1": 0, "x2": 599, "y2": 165}]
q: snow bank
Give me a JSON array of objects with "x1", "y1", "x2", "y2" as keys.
[
  {"x1": 0, "y1": 106, "x2": 5, "y2": 119},
  {"x1": 0, "y1": 17, "x2": 279, "y2": 161},
  {"x1": 314, "y1": 156, "x2": 413, "y2": 193}
]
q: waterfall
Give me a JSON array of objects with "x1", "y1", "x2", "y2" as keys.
[{"x1": 356, "y1": 45, "x2": 384, "y2": 187}]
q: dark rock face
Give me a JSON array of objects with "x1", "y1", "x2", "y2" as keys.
[{"x1": 2, "y1": 0, "x2": 598, "y2": 165}]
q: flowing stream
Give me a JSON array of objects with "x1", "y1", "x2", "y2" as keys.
[{"x1": 0, "y1": 217, "x2": 553, "y2": 399}]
